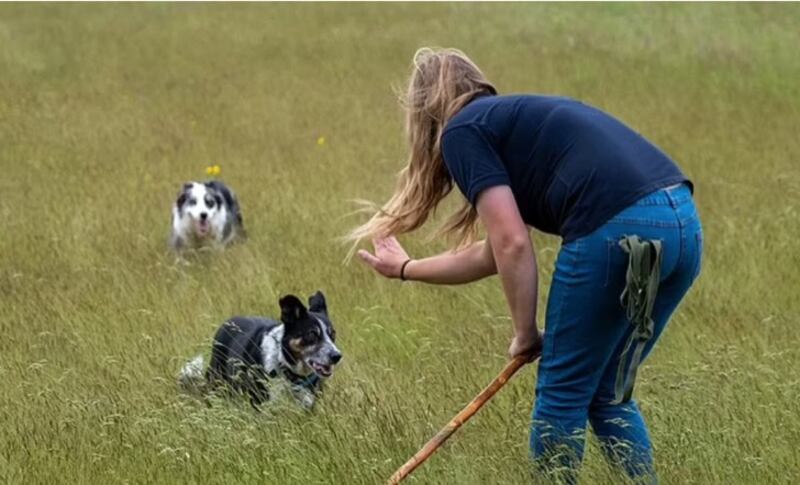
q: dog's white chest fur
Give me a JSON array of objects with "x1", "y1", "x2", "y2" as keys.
[{"x1": 260, "y1": 325, "x2": 285, "y2": 373}]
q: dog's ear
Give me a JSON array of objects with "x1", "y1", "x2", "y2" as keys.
[
  {"x1": 308, "y1": 291, "x2": 327, "y2": 314},
  {"x1": 280, "y1": 295, "x2": 308, "y2": 325},
  {"x1": 201, "y1": 183, "x2": 224, "y2": 208},
  {"x1": 207, "y1": 181, "x2": 236, "y2": 209}
]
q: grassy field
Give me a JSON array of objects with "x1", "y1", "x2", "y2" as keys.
[{"x1": 1, "y1": 3, "x2": 799, "y2": 484}]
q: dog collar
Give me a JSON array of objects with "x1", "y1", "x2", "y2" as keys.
[{"x1": 274, "y1": 365, "x2": 320, "y2": 389}]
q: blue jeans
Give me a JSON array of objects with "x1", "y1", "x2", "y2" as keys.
[{"x1": 531, "y1": 184, "x2": 702, "y2": 482}]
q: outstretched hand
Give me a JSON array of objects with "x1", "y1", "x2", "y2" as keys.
[{"x1": 357, "y1": 237, "x2": 411, "y2": 279}]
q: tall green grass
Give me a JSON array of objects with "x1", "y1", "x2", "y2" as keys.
[{"x1": 1, "y1": 3, "x2": 798, "y2": 483}]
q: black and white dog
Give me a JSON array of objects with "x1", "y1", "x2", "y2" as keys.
[
  {"x1": 169, "y1": 180, "x2": 245, "y2": 251},
  {"x1": 178, "y1": 291, "x2": 342, "y2": 409}
]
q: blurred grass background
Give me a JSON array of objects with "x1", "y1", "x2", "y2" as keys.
[{"x1": 1, "y1": 3, "x2": 798, "y2": 483}]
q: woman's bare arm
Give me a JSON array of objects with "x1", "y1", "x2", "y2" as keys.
[
  {"x1": 403, "y1": 240, "x2": 496, "y2": 284},
  {"x1": 355, "y1": 185, "x2": 541, "y2": 359},
  {"x1": 475, "y1": 185, "x2": 541, "y2": 358},
  {"x1": 357, "y1": 237, "x2": 496, "y2": 284}
]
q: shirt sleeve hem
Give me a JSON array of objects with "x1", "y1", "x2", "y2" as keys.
[{"x1": 467, "y1": 174, "x2": 511, "y2": 205}]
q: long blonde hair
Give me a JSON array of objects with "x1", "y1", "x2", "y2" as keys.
[{"x1": 347, "y1": 47, "x2": 496, "y2": 251}]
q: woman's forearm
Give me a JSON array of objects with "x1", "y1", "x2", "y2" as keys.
[
  {"x1": 492, "y1": 236, "x2": 539, "y2": 344},
  {"x1": 473, "y1": 186, "x2": 540, "y2": 348},
  {"x1": 404, "y1": 240, "x2": 496, "y2": 285}
]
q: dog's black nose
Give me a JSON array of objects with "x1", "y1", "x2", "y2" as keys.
[
  {"x1": 200, "y1": 212, "x2": 208, "y2": 221},
  {"x1": 330, "y1": 352, "x2": 342, "y2": 365}
]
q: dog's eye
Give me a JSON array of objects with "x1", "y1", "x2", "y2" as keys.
[
  {"x1": 304, "y1": 328, "x2": 321, "y2": 342},
  {"x1": 204, "y1": 195, "x2": 215, "y2": 208},
  {"x1": 188, "y1": 198, "x2": 197, "y2": 207}
]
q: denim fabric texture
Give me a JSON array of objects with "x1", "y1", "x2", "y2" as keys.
[{"x1": 530, "y1": 184, "x2": 702, "y2": 483}]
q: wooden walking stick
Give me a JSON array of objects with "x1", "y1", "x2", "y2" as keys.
[{"x1": 388, "y1": 353, "x2": 538, "y2": 484}]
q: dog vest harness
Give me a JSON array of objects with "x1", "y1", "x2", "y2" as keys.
[{"x1": 612, "y1": 235, "x2": 663, "y2": 404}]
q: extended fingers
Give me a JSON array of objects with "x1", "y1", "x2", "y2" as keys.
[{"x1": 358, "y1": 249, "x2": 379, "y2": 265}]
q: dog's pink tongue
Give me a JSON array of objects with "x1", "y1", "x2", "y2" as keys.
[{"x1": 196, "y1": 222, "x2": 209, "y2": 235}]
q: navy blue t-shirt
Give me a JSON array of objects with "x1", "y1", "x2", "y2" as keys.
[{"x1": 441, "y1": 95, "x2": 691, "y2": 242}]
